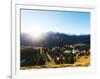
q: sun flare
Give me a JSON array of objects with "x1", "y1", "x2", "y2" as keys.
[
  {"x1": 24, "y1": 26, "x2": 43, "y2": 39},
  {"x1": 29, "y1": 31, "x2": 42, "y2": 39},
  {"x1": 32, "y1": 32, "x2": 41, "y2": 38}
]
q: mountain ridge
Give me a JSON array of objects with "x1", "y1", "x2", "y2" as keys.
[{"x1": 21, "y1": 31, "x2": 90, "y2": 47}]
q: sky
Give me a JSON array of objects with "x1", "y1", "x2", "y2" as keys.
[{"x1": 21, "y1": 9, "x2": 90, "y2": 35}]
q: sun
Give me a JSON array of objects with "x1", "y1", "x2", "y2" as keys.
[
  {"x1": 32, "y1": 31, "x2": 41, "y2": 38},
  {"x1": 22, "y1": 25, "x2": 45, "y2": 40},
  {"x1": 28, "y1": 31, "x2": 41, "y2": 40},
  {"x1": 27, "y1": 27, "x2": 43, "y2": 40}
]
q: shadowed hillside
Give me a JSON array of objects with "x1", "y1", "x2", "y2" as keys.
[{"x1": 21, "y1": 31, "x2": 90, "y2": 47}]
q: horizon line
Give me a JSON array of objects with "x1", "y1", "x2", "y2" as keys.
[{"x1": 21, "y1": 31, "x2": 90, "y2": 36}]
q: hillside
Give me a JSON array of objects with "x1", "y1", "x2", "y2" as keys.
[{"x1": 21, "y1": 32, "x2": 90, "y2": 47}]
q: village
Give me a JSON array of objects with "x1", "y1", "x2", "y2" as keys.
[{"x1": 20, "y1": 43, "x2": 90, "y2": 70}]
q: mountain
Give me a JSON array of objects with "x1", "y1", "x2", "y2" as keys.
[{"x1": 20, "y1": 32, "x2": 90, "y2": 47}]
